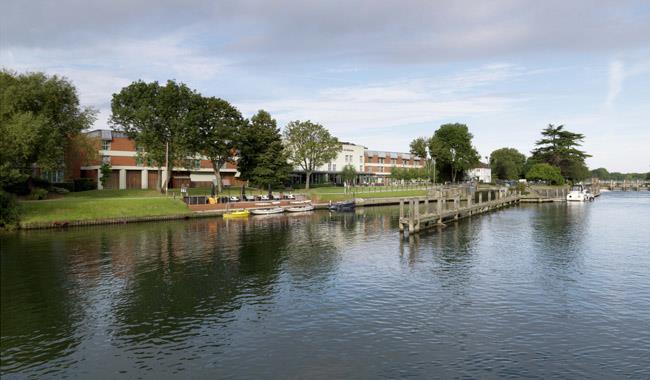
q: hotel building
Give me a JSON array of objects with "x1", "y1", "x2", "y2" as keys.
[{"x1": 71, "y1": 130, "x2": 423, "y2": 189}]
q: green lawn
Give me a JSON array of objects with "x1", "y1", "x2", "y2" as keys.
[
  {"x1": 19, "y1": 197, "x2": 190, "y2": 225},
  {"x1": 63, "y1": 189, "x2": 164, "y2": 198}
]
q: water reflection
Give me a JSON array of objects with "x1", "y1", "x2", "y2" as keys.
[{"x1": 2, "y1": 193, "x2": 649, "y2": 378}]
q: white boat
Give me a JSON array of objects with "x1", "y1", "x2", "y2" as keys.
[
  {"x1": 566, "y1": 184, "x2": 594, "y2": 202},
  {"x1": 250, "y1": 207, "x2": 285, "y2": 215},
  {"x1": 286, "y1": 203, "x2": 314, "y2": 213}
]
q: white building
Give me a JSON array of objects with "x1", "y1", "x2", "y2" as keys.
[{"x1": 467, "y1": 163, "x2": 492, "y2": 183}]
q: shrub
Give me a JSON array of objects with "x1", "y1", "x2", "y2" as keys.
[
  {"x1": 30, "y1": 187, "x2": 49, "y2": 200},
  {"x1": 0, "y1": 190, "x2": 20, "y2": 228},
  {"x1": 50, "y1": 186, "x2": 70, "y2": 194},
  {"x1": 73, "y1": 178, "x2": 97, "y2": 192},
  {"x1": 54, "y1": 182, "x2": 75, "y2": 192}
]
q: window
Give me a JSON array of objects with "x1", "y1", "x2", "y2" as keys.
[
  {"x1": 42, "y1": 169, "x2": 64, "y2": 183},
  {"x1": 391, "y1": 158, "x2": 396, "y2": 165},
  {"x1": 328, "y1": 163, "x2": 332, "y2": 171},
  {"x1": 415, "y1": 160, "x2": 420, "y2": 166},
  {"x1": 379, "y1": 157, "x2": 384, "y2": 164},
  {"x1": 101, "y1": 140, "x2": 111, "y2": 151},
  {"x1": 333, "y1": 164, "x2": 336, "y2": 171},
  {"x1": 360, "y1": 165, "x2": 363, "y2": 172},
  {"x1": 360, "y1": 155, "x2": 363, "y2": 163},
  {"x1": 380, "y1": 166, "x2": 384, "y2": 172},
  {"x1": 102, "y1": 155, "x2": 111, "y2": 164}
]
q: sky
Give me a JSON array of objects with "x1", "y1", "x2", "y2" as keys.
[{"x1": 1, "y1": 0, "x2": 649, "y2": 172}]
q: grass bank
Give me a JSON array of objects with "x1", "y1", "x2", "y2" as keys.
[{"x1": 19, "y1": 197, "x2": 190, "y2": 226}]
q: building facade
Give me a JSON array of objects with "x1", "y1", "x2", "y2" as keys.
[
  {"x1": 466, "y1": 163, "x2": 492, "y2": 183},
  {"x1": 364, "y1": 150, "x2": 424, "y2": 183},
  {"x1": 79, "y1": 130, "x2": 244, "y2": 190},
  {"x1": 72, "y1": 130, "x2": 423, "y2": 189}
]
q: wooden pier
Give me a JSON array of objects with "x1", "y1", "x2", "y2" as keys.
[{"x1": 399, "y1": 189, "x2": 521, "y2": 235}]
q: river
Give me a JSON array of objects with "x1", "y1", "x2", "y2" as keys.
[{"x1": 1, "y1": 191, "x2": 649, "y2": 378}]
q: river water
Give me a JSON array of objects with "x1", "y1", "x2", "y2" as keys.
[{"x1": 1, "y1": 192, "x2": 649, "y2": 378}]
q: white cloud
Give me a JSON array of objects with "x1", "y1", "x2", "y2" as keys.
[{"x1": 605, "y1": 60, "x2": 624, "y2": 108}]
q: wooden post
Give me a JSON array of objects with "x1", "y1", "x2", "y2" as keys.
[
  {"x1": 424, "y1": 198, "x2": 429, "y2": 215},
  {"x1": 399, "y1": 199, "x2": 404, "y2": 233},
  {"x1": 479, "y1": 192, "x2": 483, "y2": 204}
]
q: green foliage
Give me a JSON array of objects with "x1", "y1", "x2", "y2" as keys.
[
  {"x1": 341, "y1": 164, "x2": 357, "y2": 185},
  {"x1": 73, "y1": 178, "x2": 96, "y2": 192},
  {"x1": 590, "y1": 167, "x2": 610, "y2": 180},
  {"x1": 249, "y1": 140, "x2": 292, "y2": 189},
  {"x1": 238, "y1": 110, "x2": 292, "y2": 188},
  {"x1": 490, "y1": 147, "x2": 526, "y2": 180},
  {"x1": 187, "y1": 96, "x2": 244, "y2": 192},
  {"x1": 283, "y1": 120, "x2": 341, "y2": 189},
  {"x1": 526, "y1": 163, "x2": 565, "y2": 185},
  {"x1": 0, "y1": 70, "x2": 97, "y2": 177},
  {"x1": 99, "y1": 163, "x2": 112, "y2": 188},
  {"x1": 30, "y1": 187, "x2": 49, "y2": 200},
  {"x1": 110, "y1": 80, "x2": 197, "y2": 190},
  {"x1": 428, "y1": 123, "x2": 480, "y2": 183},
  {"x1": 531, "y1": 124, "x2": 590, "y2": 180},
  {"x1": 0, "y1": 190, "x2": 20, "y2": 228}
]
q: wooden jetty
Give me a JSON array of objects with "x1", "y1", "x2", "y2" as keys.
[{"x1": 399, "y1": 189, "x2": 521, "y2": 235}]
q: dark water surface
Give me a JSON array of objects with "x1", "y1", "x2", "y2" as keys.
[{"x1": 2, "y1": 192, "x2": 649, "y2": 379}]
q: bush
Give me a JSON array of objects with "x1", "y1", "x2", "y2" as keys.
[
  {"x1": 0, "y1": 190, "x2": 20, "y2": 228},
  {"x1": 50, "y1": 186, "x2": 70, "y2": 194},
  {"x1": 30, "y1": 187, "x2": 49, "y2": 200},
  {"x1": 54, "y1": 182, "x2": 75, "y2": 192},
  {"x1": 73, "y1": 178, "x2": 97, "y2": 192}
]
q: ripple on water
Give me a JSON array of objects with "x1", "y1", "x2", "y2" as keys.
[{"x1": 1, "y1": 192, "x2": 649, "y2": 378}]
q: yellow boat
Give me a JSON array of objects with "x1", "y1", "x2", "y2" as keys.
[{"x1": 223, "y1": 209, "x2": 250, "y2": 219}]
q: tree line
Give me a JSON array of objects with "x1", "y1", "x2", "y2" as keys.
[{"x1": 111, "y1": 79, "x2": 342, "y2": 192}]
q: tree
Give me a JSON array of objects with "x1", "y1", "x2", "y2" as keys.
[
  {"x1": 249, "y1": 140, "x2": 291, "y2": 190},
  {"x1": 490, "y1": 148, "x2": 526, "y2": 180},
  {"x1": 531, "y1": 124, "x2": 590, "y2": 180},
  {"x1": 428, "y1": 123, "x2": 479, "y2": 183},
  {"x1": 0, "y1": 70, "x2": 96, "y2": 181},
  {"x1": 409, "y1": 136, "x2": 437, "y2": 183},
  {"x1": 526, "y1": 163, "x2": 565, "y2": 185},
  {"x1": 283, "y1": 120, "x2": 341, "y2": 190},
  {"x1": 237, "y1": 110, "x2": 291, "y2": 188},
  {"x1": 590, "y1": 167, "x2": 610, "y2": 180},
  {"x1": 110, "y1": 80, "x2": 196, "y2": 191},
  {"x1": 188, "y1": 96, "x2": 244, "y2": 192},
  {"x1": 341, "y1": 164, "x2": 357, "y2": 186}
]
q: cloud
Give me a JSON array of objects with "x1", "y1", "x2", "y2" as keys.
[{"x1": 605, "y1": 60, "x2": 624, "y2": 108}]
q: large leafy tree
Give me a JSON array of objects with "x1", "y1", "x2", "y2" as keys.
[
  {"x1": 490, "y1": 147, "x2": 526, "y2": 180},
  {"x1": 590, "y1": 167, "x2": 610, "y2": 180},
  {"x1": 428, "y1": 123, "x2": 479, "y2": 183},
  {"x1": 0, "y1": 70, "x2": 96, "y2": 183},
  {"x1": 531, "y1": 124, "x2": 590, "y2": 181},
  {"x1": 283, "y1": 120, "x2": 341, "y2": 190},
  {"x1": 110, "y1": 80, "x2": 196, "y2": 191},
  {"x1": 188, "y1": 96, "x2": 244, "y2": 193},
  {"x1": 238, "y1": 110, "x2": 291, "y2": 188},
  {"x1": 341, "y1": 164, "x2": 357, "y2": 186},
  {"x1": 526, "y1": 163, "x2": 565, "y2": 185}
]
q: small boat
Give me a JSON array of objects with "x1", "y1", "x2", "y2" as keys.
[
  {"x1": 329, "y1": 200, "x2": 356, "y2": 211},
  {"x1": 250, "y1": 207, "x2": 285, "y2": 215},
  {"x1": 286, "y1": 204, "x2": 314, "y2": 213},
  {"x1": 566, "y1": 184, "x2": 594, "y2": 202},
  {"x1": 223, "y1": 209, "x2": 250, "y2": 218}
]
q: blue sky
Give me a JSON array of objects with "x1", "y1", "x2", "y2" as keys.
[{"x1": 2, "y1": 0, "x2": 649, "y2": 172}]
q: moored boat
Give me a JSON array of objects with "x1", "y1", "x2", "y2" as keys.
[
  {"x1": 250, "y1": 207, "x2": 285, "y2": 215},
  {"x1": 286, "y1": 204, "x2": 314, "y2": 213},
  {"x1": 329, "y1": 200, "x2": 356, "y2": 211},
  {"x1": 566, "y1": 184, "x2": 594, "y2": 202},
  {"x1": 223, "y1": 209, "x2": 250, "y2": 218}
]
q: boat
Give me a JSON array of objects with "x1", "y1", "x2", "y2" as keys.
[
  {"x1": 286, "y1": 204, "x2": 314, "y2": 213},
  {"x1": 250, "y1": 207, "x2": 285, "y2": 215},
  {"x1": 328, "y1": 200, "x2": 356, "y2": 211},
  {"x1": 566, "y1": 184, "x2": 594, "y2": 202},
  {"x1": 223, "y1": 209, "x2": 250, "y2": 218}
]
